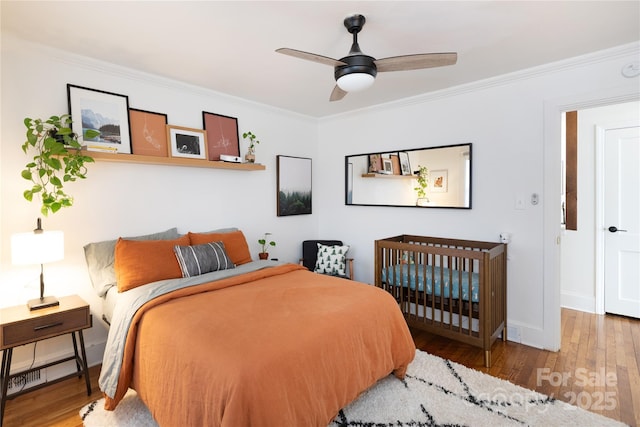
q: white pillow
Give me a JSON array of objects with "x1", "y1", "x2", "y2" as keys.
[{"x1": 314, "y1": 243, "x2": 350, "y2": 277}]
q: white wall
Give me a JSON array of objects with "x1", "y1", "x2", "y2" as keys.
[
  {"x1": 560, "y1": 101, "x2": 640, "y2": 312},
  {"x1": 316, "y1": 43, "x2": 640, "y2": 349},
  {"x1": 0, "y1": 35, "x2": 319, "y2": 370}
]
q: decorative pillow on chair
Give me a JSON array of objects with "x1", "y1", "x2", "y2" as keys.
[
  {"x1": 174, "y1": 241, "x2": 235, "y2": 277},
  {"x1": 314, "y1": 243, "x2": 350, "y2": 277}
]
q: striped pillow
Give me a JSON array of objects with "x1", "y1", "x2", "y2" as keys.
[{"x1": 174, "y1": 241, "x2": 235, "y2": 277}]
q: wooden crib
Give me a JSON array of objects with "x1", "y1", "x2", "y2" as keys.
[{"x1": 375, "y1": 235, "x2": 507, "y2": 367}]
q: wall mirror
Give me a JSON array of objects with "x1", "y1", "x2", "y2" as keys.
[{"x1": 345, "y1": 143, "x2": 472, "y2": 208}]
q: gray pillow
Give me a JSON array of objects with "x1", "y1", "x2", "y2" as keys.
[
  {"x1": 84, "y1": 228, "x2": 179, "y2": 297},
  {"x1": 174, "y1": 241, "x2": 235, "y2": 277}
]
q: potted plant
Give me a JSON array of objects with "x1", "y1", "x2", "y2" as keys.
[
  {"x1": 21, "y1": 114, "x2": 98, "y2": 216},
  {"x1": 414, "y1": 165, "x2": 430, "y2": 206},
  {"x1": 258, "y1": 232, "x2": 276, "y2": 260},
  {"x1": 242, "y1": 131, "x2": 260, "y2": 163}
]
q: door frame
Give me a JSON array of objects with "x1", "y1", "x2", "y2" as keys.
[{"x1": 543, "y1": 88, "x2": 639, "y2": 351}]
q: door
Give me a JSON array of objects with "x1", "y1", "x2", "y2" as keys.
[{"x1": 604, "y1": 125, "x2": 640, "y2": 318}]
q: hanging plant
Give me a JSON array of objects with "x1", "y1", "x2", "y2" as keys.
[
  {"x1": 21, "y1": 114, "x2": 97, "y2": 216},
  {"x1": 414, "y1": 165, "x2": 429, "y2": 198}
]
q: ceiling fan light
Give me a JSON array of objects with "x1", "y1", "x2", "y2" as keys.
[{"x1": 336, "y1": 73, "x2": 375, "y2": 92}]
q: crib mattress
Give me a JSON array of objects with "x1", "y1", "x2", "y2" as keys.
[{"x1": 381, "y1": 264, "x2": 479, "y2": 303}]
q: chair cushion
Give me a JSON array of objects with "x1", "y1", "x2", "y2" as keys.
[{"x1": 314, "y1": 243, "x2": 350, "y2": 277}]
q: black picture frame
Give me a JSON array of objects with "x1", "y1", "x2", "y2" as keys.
[
  {"x1": 202, "y1": 111, "x2": 240, "y2": 161},
  {"x1": 277, "y1": 155, "x2": 312, "y2": 216},
  {"x1": 67, "y1": 84, "x2": 132, "y2": 153}
]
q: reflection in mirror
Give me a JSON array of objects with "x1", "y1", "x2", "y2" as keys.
[{"x1": 345, "y1": 143, "x2": 472, "y2": 208}]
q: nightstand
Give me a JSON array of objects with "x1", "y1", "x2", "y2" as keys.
[{"x1": 0, "y1": 295, "x2": 92, "y2": 426}]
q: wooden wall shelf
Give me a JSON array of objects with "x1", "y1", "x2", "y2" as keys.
[
  {"x1": 85, "y1": 151, "x2": 265, "y2": 171},
  {"x1": 361, "y1": 173, "x2": 414, "y2": 179}
]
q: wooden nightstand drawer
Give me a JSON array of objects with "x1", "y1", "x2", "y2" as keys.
[
  {"x1": 0, "y1": 295, "x2": 92, "y2": 350},
  {"x1": 2, "y1": 307, "x2": 90, "y2": 348}
]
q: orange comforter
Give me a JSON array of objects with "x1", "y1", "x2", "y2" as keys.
[{"x1": 105, "y1": 264, "x2": 415, "y2": 426}]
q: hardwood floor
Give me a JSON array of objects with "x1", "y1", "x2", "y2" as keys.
[{"x1": 2, "y1": 308, "x2": 638, "y2": 427}]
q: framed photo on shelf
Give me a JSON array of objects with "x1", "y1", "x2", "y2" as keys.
[
  {"x1": 129, "y1": 109, "x2": 168, "y2": 157},
  {"x1": 277, "y1": 155, "x2": 312, "y2": 216},
  {"x1": 431, "y1": 169, "x2": 448, "y2": 193},
  {"x1": 166, "y1": 125, "x2": 208, "y2": 160},
  {"x1": 202, "y1": 111, "x2": 240, "y2": 161},
  {"x1": 381, "y1": 158, "x2": 393, "y2": 174},
  {"x1": 398, "y1": 151, "x2": 411, "y2": 175},
  {"x1": 67, "y1": 84, "x2": 132, "y2": 153},
  {"x1": 368, "y1": 153, "x2": 382, "y2": 173}
]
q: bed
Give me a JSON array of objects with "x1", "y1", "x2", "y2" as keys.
[
  {"x1": 85, "y1": 228, "x2": 415, "y2": 426},
  {"x1": 374, "y1": 235, "x2": 507, "y2": 367}
]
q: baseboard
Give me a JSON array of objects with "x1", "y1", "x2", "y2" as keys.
[
  {"x1": 561, "y1": 291, "x2": 596, "y2": 313},
  {"x1": 506, "y1": 320, "x2": 546, "y2": 350}
]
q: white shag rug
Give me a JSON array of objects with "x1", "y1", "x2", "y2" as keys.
[{"x1": 81, "y1": 350, "x2": 626, "y2": 426}]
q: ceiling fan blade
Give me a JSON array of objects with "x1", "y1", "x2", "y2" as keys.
[
  {"x1": 276, "y1": 48, "x2": 347, "y2": 67},
  {"x1": 375, "y1": 52, "x2": 457, "y2": 72},
  {"x1": 330, "y1": 85, "x2": 348, "y2": 102}
]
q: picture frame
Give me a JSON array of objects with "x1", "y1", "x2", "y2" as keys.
[
  {"x1": 202, "y1": 111, "x2": 240, "y2": 161},
  {"x1": 390, "y1": 154, "x2": 401, "y2": 175},
  {"x1": 398, "y1": 151, "x2": 412, "y2": 175},
  {"x1": 381, "y1": 158, "x2": 393, "y2": 174},
  {"x1": 431, "y1": 169, "x2": 449, "y2": 193},
  {"x1": 129, "y1": 109, "x2": 168, "y2": 157},
  {"x1": 166, "y1": 125, "x2": 208, "y2": 160},
  {"x1": 67, "y1": 84, "x2": 132, "y2": 153},
  {"x1": 277, "y1": 155, "x2": 312, "y2": 216},
  {"x1": 368, "y1": 153, "x2": 382, "y2": 173}
]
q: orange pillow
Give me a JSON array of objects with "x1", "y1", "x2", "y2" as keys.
[
  {"x1": 114, "y1": 235, "x2": 190, "y2": 292},
  {"x1": 188, "y1": 230, "x2": 252, "y2": 265}
]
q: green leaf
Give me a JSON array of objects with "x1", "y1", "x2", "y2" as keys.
[
  {"x1": 50, "y1": 176, "x2": 62, "y2": 187},
  {"x1": 84, "y1": 129, "x2": 100, "y2": 139},
  {"x1": 21, "y1": 170, "x2": 32, "y2": 180},
  {"x1": 41, "y1": 205, "x2": 50, "y2": 216},
  {"x1": 23, "y1": 190, "x2": 33, "y2": 201}
]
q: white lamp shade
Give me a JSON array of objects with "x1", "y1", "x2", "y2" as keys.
[
  {"x1": 336, "y1": 73, "x2": 375, "y2": 92},
  {"x1": 11, "y1": 230, "x2": 64, "y2": 265}
]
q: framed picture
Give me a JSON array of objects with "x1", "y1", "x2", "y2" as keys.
[
  {"x1": 129, "y1": 109, "x2": 168, "y2": 157},
  {"x1": 399, "y1": 151, "x2": 411, "y2": 175},
  {"x1": 166, "y1": 125, "x2": 208, "y2": 160},
  {"x1": 202, "y1": 111, "x2": 240, "y2": 161},
  {"x1": 390, "y1": 154, "x2": 401, "y2": 175},
  {"x1": 431, "y1": 169, "x2": 448, "y2": 193},
  {"x1": 382, "y1": 158, "x2": 393, "y2": 174},
  {"x1": 277, "y1": 155, "x2": 312, "y2": 216},
  {"x1": 368, "y1": 153, "x2": 382, "y2": 173},
  {"x1": 67, "y1": 84, "x2": 131, "y2": 153}
]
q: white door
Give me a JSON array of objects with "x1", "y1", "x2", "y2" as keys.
[{"x1": 604, "y1": 126, "x2": 640, "y2": 318}]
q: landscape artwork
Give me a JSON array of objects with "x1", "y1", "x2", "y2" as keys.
[
  {"x1": 277, "y1": 155, "x2": 312, "y2": 216},
  {"x1": 67, "y1": 84, "x2": 131, "y2": 153}
]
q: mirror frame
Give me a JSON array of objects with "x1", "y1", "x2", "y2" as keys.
[{"x1": 345, "y1": 143, "x2": 472, "y2": 209}]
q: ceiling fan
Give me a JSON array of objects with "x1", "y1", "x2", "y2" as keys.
[{"x1": 276, "y1": 14, "x2": 457, "y2": 102}]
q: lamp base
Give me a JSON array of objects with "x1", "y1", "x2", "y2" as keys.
[{"x1": 28, "y1": 296, "x2": 60, "y2": 311}]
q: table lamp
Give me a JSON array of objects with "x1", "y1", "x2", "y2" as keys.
[{"x1": 11, "y1": 218, "x2": 64, "y2": 310}]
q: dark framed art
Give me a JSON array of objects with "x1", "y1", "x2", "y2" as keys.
[
  {"x1": 129, "y1": 109, "x2": 168, "y2": 157},
  {"x1": 277, "y1": 155, "x2": 312, "y2": 216},
  {"x1": 166, "y1": 125, "x2": 208, "y2": 160},
  {"x1": 202, "y1": 111, "x2": 240, "y2": 161},
  {"x1": 67, "y1": 84, "x2": 131, "y2": 153},
  {"x1": 399, "y1": 151, "x2": 411, "y2": 175}
]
